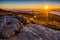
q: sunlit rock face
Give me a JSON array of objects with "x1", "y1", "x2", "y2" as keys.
[
  {"x1": 0, "y1": 15, "x2": 60, "y2": 40},
  {"x1": 9, "y1": 24, "x2": 60, "y2": 40}
]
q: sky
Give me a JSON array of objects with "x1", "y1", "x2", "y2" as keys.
[{"x1": 0, "y1": 0, "x2": 60, "y2": 10}]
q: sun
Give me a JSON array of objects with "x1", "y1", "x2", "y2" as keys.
[{"x1": 44, "y1": 5, "x2": 49, "y2": 10}]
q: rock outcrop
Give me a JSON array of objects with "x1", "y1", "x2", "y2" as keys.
[{"x1": 8, "y1": 24, "x2": 60, "y2": 40}]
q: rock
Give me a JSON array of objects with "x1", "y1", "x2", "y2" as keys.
[
  {"x1": 0, "y1": 15, "x2": 23, "y2": 38},
  {"x1": 0, "y1": 15, "x2": 60, "y2": 40},
  {"x1": 8, "y1": 24, "x2": 60, "y2": 40}
]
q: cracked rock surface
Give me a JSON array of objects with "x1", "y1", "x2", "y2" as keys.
[
  {"x1": 8, "y1": 24, "x2": 60, "y2": 40},
  {"x1": 0, "y1": 16, "x2": 60, "y2": 40}
]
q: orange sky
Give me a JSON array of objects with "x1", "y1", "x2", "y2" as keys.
[{"x1": 0, "y1": 1, "x2": 60, "y2": 10}]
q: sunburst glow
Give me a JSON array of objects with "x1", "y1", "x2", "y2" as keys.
[{"x1": 44, "y1": 5, "x2": 49, "y2": 10}]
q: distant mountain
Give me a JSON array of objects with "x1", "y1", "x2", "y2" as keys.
[
  {"x1": 0, "y1": 9, "x2": 16, "y2": 15},
  {"x1": 0, "y1": 9, "x2": 6, "y2": 12}
]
